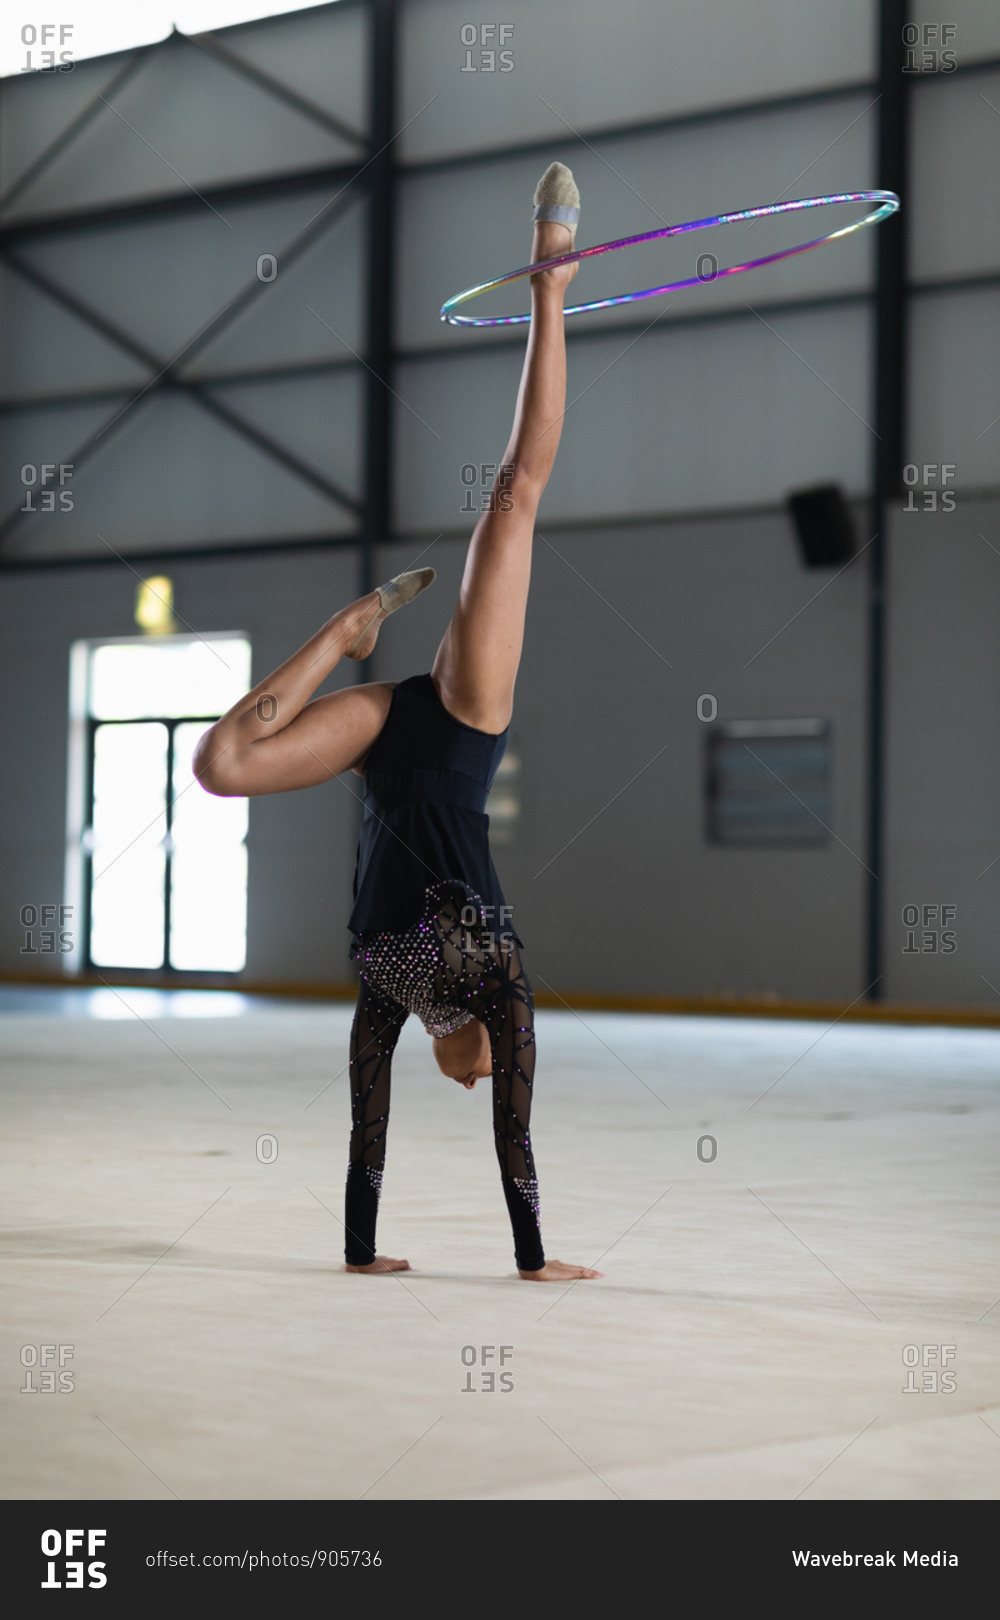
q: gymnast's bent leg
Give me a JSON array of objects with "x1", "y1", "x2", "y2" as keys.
[
  {"x1": 344, "y1": 977, "x2": 410, "y2": 1273},
  {"x1": 191, "y1": 581, "x2": 422, "y2": 798}
]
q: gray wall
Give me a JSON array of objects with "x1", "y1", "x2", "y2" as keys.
[
  {"x1": 374, "y1": 513, "x2": 870, "y2": 1001},
  {"x1": 2, "y1": 0, "x2": 999, "y2": 1004},
  {"x1": 884, "y1": 497, "x2": 1000, "y2": 1005},
  {"x1": 4, "y1": 489, "x2": 997, "y2": 1004}
]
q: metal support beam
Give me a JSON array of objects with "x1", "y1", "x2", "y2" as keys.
[
  {"x1": 0, "y1": 160, "x2": 365, "y2": 244},
  {"x1": 184, "y1": 26, "x2": 366, "y2": 148},
  {"x1": 865, "y1": 0, "x2": 911, "y2": 998},
  {"x1": 360, "y1": 0, "x2": 398, "y2": 599},
  {"x1": 0, "y1": 253, "x2": 361, "y2": 551},
  {"x1": 5, "y1": 178, "x2": 360, "y2": 387},
  {"x1": 0, "y1": 49, "x2": 146, "y2": 212},
  {"x1": 0, "y1": 353, "x2": 360, "y2": 415},
  {"x1": 403, "y1": 49, "x2": 999, "y2": 178},
  {"x1": 6, "y1": 267, "x2": 999, "y2": 419},
  {"x1": 0, "y1": 530, "x2": 361, "y2": 572}
]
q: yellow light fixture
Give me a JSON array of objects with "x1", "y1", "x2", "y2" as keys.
[{"x1": 135, "y1": 576, "x2": 177, "y2": 634}]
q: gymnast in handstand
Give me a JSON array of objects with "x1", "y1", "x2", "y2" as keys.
[{"x1": 195, "y1": 163, "x2": 600, "y2": 1283}]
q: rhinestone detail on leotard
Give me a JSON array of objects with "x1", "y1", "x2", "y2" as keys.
[
  {"x1": 513, "y1": 1176, "x2": 540, "y2": 1227},
  {"x1": 355, "y1": 888, "x2": 478, "y2": 1039}
]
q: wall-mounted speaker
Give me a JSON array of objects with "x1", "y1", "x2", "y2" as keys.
[{"x1": 786, "y1": 483, "x2": 856, "y2": 568}]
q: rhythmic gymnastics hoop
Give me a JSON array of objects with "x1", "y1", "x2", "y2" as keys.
[{"x1": 439, "y1": 190, "x2": 899, "y2": 327}]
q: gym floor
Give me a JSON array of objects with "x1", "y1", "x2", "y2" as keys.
[{"x1": 4, "y1": 987, "x2": 997, "y2": 1500}]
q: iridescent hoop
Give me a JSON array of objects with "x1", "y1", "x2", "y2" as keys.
[{"x1": 440, "y1": 190, "x2": 899, "y2": 327}]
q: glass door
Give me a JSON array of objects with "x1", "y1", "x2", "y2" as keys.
[{"x1": 79, "y1": 635, "x2": 252, "y2": 974}]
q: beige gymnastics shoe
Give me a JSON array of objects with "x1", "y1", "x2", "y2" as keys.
[
  {"x1": 346, "y1": 567, "x2": 436, "y2": 659},
  {"x1": 532, "y1": 161, "x2": 581, "y2": 242}
]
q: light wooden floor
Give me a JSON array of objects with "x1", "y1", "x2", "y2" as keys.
[{"x1": 2, "y1": 990, "x2": 998, "y2": 1500}]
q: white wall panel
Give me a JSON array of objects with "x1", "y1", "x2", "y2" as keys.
[
  {"x1": 2, "y1": 35, "x2": 361, "y2": 222},
  {"x1": 17, "y1": 192, "x2": 366, "y2": 374},
  {"x1": 398, "y1": 93, "x2": 877, "y2": 350},
  {"x1": 907, "y1": 287, "x2": 1000, "y2": 487},
  {"x1": 399, "y1": 0, "x2": 876, "y2": 163},
  {"x1": 909, "y1": 69, "x2": 1000, "y2": 282},
  {"x1": 393, "y1": 304, "x2": 873, "y2": 529},
  {"x1": 910, "y1": 0, "x2": 1000, "y2": 63},
  {"x1": 1, "y1": 390, "x2": 355, "y2": 560}
]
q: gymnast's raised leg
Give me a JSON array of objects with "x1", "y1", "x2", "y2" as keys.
[{"x1": 427, "y1": 198, "x2": 600, "y2": 1279}]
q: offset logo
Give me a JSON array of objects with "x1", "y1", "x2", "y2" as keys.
[{"x1": 40, "y1": 1529, "x2": 107, "y2": 1590}]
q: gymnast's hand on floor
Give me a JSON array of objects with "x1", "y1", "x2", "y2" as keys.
[
  {"x1": 517, "y1": 1259, "x2": 603, "y2": 1281},
  {"x1": 345, "y1": 1255, "x2": 411, "y2": 1273}
]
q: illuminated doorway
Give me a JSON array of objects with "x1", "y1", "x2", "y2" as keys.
[{"x1": 68, "y1": 634, "x2": 252, "y2": 974}]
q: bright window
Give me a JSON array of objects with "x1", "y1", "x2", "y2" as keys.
[{"x1": 79, "y1": 635, "x2": 251, "y2": 973}]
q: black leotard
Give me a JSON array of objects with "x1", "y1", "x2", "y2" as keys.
[{"x1": 348, "y1": 672, "x2": 518, "y2": 944}]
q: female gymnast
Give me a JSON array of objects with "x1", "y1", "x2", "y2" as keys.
[{"x1": 194, "y1": 163, "x2": 601, "y2": 1284}]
